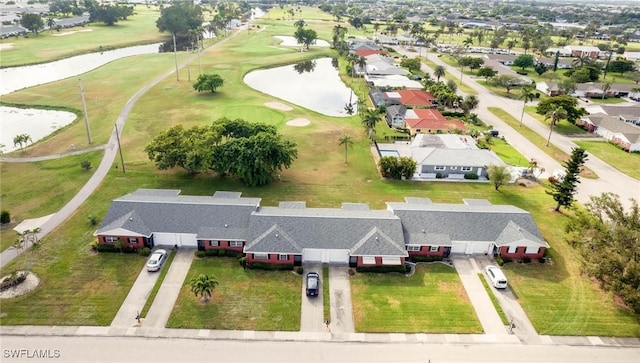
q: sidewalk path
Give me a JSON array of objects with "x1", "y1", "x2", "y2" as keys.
[
  {"x1": 328, "y1": 266, "x2": 355, "y2": 334},
  {"x1": 143, "y1": 249, "x2": 194, "y2": 329},
  {"x1": 452, "y1": 256, "x2": 508, "y2": 335},
  {"x1": 0, "y1": 30, "x2": 244, "y2": 269},
  {"x1": 0, "y1": 144, "x2": 106, "y2": 163}
]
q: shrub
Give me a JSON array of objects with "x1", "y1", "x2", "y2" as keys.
[
  {"x1": 294, "y1": 266, "x2": 304, "y2": 275},
  {"x1": 348, "y1": 268, "x2": 356, "y2": 276},
  {"x1": 225, "y1": 251, "x2": 241, "y2": 258},
  {"x1": 195, "y1": 250, "x2": 206, "y2": 258},
  {"x1": 97, "y1": 244, "x2": 116, "y2": 252},
  {"x1": 0, "y1": 271, "x2": 27, "y2": 291},
  {"x1": 138, "y1": 247, "x2": 151, "y2": 257},
  {"x1": 496, "y1": 256, "x2": 504, "y2": 266},
  {"x1": 0, "y1": 210, "x2": 10, "y2": 224},
  {"x1": 435, "y1": 172, "x2": 443, "y2": 179},
  {"x1": 464, "y1": 173, "x2": 479, "y2": 179},
  {"x1": 516, "y1": 71, "x2": 528, "y2": 75},
  {"x1": 248, "y1": 263, "x2": 294, "y2": 271},
  {"x1": 218, "y1": 249, "x2": 227, "y2": 257},
  {"x1": 355, "y1": 265, "x2": 408, "y2": 274},
  {"x1": 239, "y1": 257, "x2": 247, "y2": 269},
  {"x1": 205, "y1": 249, "x2": 219, "y2": 257},
  {"x1": 411, "y1": 255, "x2": 443, "y2": 263},
  {"x1": 87, "y1": 214, "x2": 98, "y2": 226},
  {"x1": 523, "y1": 257, "x2": 531, "y2": 263},
  {"x1": 80, "y1": 160, "x2": 92, "y2": 171},
  {"x1": 502, "y1": 257, "x2": 512, "y2": 264},
  {"x1": 548, "y1": 176, "x2": 557, "y2": 183}
]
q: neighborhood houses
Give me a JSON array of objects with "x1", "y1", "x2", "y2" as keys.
[{"x1": 96, "y1": 189, "x2": 548, "y2": 266}]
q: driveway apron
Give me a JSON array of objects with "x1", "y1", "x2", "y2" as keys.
[
  {"x1": 143, "y1": 249, "x2": 194, "y2": 328},
  {"x1": 300, "y1": 263, "x2": 325, "y2": 332},
  {"x1": 110, "y1": 259, "x2": 161, "y2": 328},
  {"x1": 451, "y1": 256, "x2": 509, "y2": 335},
  {"x1": 328, "y1": 266, "x2": 355, "y2": 333}
]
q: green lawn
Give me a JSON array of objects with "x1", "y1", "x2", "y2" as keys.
[
  {"x1": 523, "y1": 105, "x2": 586, "y2": 135},
  {"x1": 489, "y1": 137, "x2": 530, "y2": 167},
  {"x1": 575, "y1": 141, "x2": 640, "y2": 180},
  {"x1": 584, "y1": 97, "x2": 628, "y2": 104},
  {"x1": 166, "y1": 257, "x2": 301, "y2": 331},
  {"x1": 351, "y1": 264, "x2": 482, "y2": 333},
  {"x1": 478, "y1": 272, "x2": 509, "y2": 325},
  {"x1": 0, "y1": 6, "x2": 167, "y2": 67},
  {"x1": 322, "y1": 265, "x2": 330, "y2": 321},
  {"x1": 488, "y1": 107, "x2": 598, "y2": 179}
]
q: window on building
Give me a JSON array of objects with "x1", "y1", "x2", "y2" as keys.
[
  {"x1": 406, "y1": 245, "x2": 421, "y2": 252},
  {"x1": 382, "y1": 257, "x2": 401, "y2": 265},
  {"x1": 254, "y1": 253, "x2": 268, "y2": 260},
  {"x1": 362, "y1": 256, "x2": 376, "y2": 265},
  {"x1": 461, "y1": 166, "x2": 472, "y2": 171},
  {"x1": 525, "y1": 246, "x2": 540, "y2": 254},
  {"x1": 508, "y1": 245, "x2": 518, "y2": 254},
  {"x1": 434, "y1": 166, "x2": 446, "y2": 171},
  {"x1": 229, "y1": 241, "x2": 243, "y2": 247},
  {"x1": 278, "y1": 254, "x2": 288, "y2": 260},
  {"x1": 429, "y1": 246, "x2": 439, "y2": 252},
  {"x1": 209, "y1": 240, "x2": 220, "y2": 247},
  {"x1": 128, "y1": 237, "x2": 137, "y2": 243},
  {"x1": 105, "y1": 236, "x2": 119, "y2": 243}
]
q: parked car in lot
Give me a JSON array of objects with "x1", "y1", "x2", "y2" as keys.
[
  {"x1": 146, "y1": 249, "x2": 167, "y2": 272},
  {"x1": 306, "y1": 272, "x2": 319, "y2": 297},
  {"x1": 485, "y1": 265, "x2": 508, "y2": 289}
]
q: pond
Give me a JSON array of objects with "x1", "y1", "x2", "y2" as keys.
[
  {"x1": 0, "y1": 43, "x2": 160, "y2": 154},
  {"x1": 243, "y1": 57, "x2": 358, "y2": 117}
]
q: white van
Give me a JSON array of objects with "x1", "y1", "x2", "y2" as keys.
[{"x1": 485, "y1": 265, "x2": 508, "y2": 289}]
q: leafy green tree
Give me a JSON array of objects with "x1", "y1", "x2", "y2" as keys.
[
  {"x1": 156, "y1": 2, "x2": 203, "y2": 36},
  {"x1": 338, "y1": 134, "x2": 354, "y2": 164},
  {"x1": 361, "y1": 109, "x2": 381, "y2": 139},
  {"x1": 433, "y1": 65, "x2": 445, "y2": 82},
  {"x1": 544, "y1": 106, "x2": 567, "y2": 147},
  {"x1": 488, "y1": 165, "x2": 510, "y2": 191},
  {"x1": 193, "y1": 73, "x2": 224, "y2": 93},
  {"x1": 89, "y1": 5, "x2": 133, "y2": 25},
  {"x1": 490, "y1": 75, "x2": 520, "y2": 94},
  {"x1": 189, "y1": 274, "x2": 218, "y2": 303},
  {"x1": 460, "y1": 95, "x2": 479, "y2": 119},
  {"x1": 21, "y1": 14, "x2": 44, "y2": 34},
  {"x1": 293, "y1": 27, "x2": 317, "y2": 49},
  {"x1": 548, "y1": 147, "x2": 587, "y2": 212},
  {"x1": 519, "y1": 86, "x2": 536, "y2": 127},
  {"x1": 378, "y1": 156, "x2": 416, "y2": 180},
  {"x1": 293, "y1": 18, "x2": 306, "y2": 29},
  {"x1": 513, "y1": 54, "x2": 535, "y2": 71},
  {"x1": 565, "y1": 193, "x2": 640, "y2": 314},
  {"x1": 536, "y1": 95, "x2": 585, "y2": 124},
  {"x1": 558, "y1": 79, "x2": 577, "y2": 95},
  {"x1": 477, "y1": 66, "x2": 496, "y2": 79},
  {"x1": 534, "y1": 63, "x2": 548, "y2": 76},
  {"x1": 400, "y1": 57, "x2": 421, "y2": 72},
  {"x1": 606, "y1": 59, "x2": 635, "y2": 75},
  {"x1": 13, "y1": 134, "x2": 32, "y2": 151},
  {"x1": 601, "y1": 82, "x2": 611, "y2": 100}
]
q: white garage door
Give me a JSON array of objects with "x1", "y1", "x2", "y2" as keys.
[
  {"x1": 451, "y1": 242, "x2": 466, "y2": 254},
  {"x1": 327, "y1": 249, "x2": 349, "y2": 264},
  {"x1": 302, "y1": 248, "x2": 323, "y2": 262},
  {"x1": 153, "y1": 233, "x2": 197, "y2": 247},
  {"x1": 471, "y1": 241, "x2": 491, "y2": 254}
]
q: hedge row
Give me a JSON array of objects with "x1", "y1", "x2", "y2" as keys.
[
  {"x1": 410, "y1": 256, "x2": 443, "y2": 263},
  {"x1": 247, "y1": 262, "x2": 294, "y2": 271},
  {"x1": 355, "y1": 265, "x2": 408, "y2": 274}
]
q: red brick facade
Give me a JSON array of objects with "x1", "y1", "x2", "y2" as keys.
[
  {"x1": 498, "y1": 246, "x2": 546, "y2": 259},
  {"x1": 199, "y1": 239, "x2": 244, "y2": 253},
  {"x1": 98, "y1": 235, "x2": 145, "y2": 249},
  {"x1": 247, "y1": 253, "x2": 296, "y2": 265},
  {"x1": 407, "y1": 246, "x2": 445, "y2": 257}
]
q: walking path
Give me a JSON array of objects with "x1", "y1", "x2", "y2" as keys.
[
  {"x1": 0, "y1": 30, "x2": 244, "y2": 269},
  {"x1": 0, "y1": 144, "x2": 106, "y2": 163}
]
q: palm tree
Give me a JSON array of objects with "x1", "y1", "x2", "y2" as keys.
[
  {"x1": 463, "y1": 36, "x2": 473, "y2": 48},
  {"x1": 346, "y1": 52, "x2": 359, "y2": 77},
  {"x1": 338, "y1": 134, "x2": 354, "y2": 164},
  {"x1": 13, "y1": 134, "x2": 32, "y2": 151},
  {"x1": 189, "y1": 274, "x2": 219, "y2": 303},
  {"x1": 460, "y1": 95, "x2": 479, "y2": 120},
  {"x1": 434, "y1": 65, "x2": 445, "y2": 82},
  {"x1": 361, "y1": 109, "x2": 382, "y2": 139},
  {"x1": 544, "y1": 106, "x2": 568, "y2": 147},
  {"x1": 519, "y1": 86, "x2": 536, "y2": 127},
  {"x1": 506, "y1": 39, "x2": 516, "y2": 54},
  {"x1": 46, "y1": 17, "x2": 56, "y2": 33},
  {"x1": 356, "y1": 56, "x2": 367, "y2": 76},
  {"x1": 356, "y1": 98, "x2": 367, "y2": 117},
  {"x1": 601, "y1": 82, "x2": 611, "y2": 100}
]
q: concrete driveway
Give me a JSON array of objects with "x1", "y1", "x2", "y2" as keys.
[
  {"x1": 328, "y1": 266, "x2": 355, "y2": 333},
  {"x1": 300, "y1": 263, "x2": 325, "y2": 332}
]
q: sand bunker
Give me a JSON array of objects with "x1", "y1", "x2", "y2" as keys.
[
  {"x1": 264, "y1": 101, "x2": 293, "y2": 111},
  {"x1": 52, "y1": 29, "x2": 93, "y2": 37},
  {"x1": 286, "y1": 118, "x2": 311, "y2": 127},
  {"x1": 0, "y1": 43, "x2": 14, "y2": 50}
]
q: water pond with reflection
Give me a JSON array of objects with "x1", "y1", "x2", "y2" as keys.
[{"x1": 243, "y1": 57, "x2": 358, "y2": 118}]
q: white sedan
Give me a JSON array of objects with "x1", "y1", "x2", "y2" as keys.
[{"x1": 146, "y1": 249, "x2": 167, "y2": 272}]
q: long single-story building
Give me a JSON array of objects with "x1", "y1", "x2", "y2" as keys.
[{"x1": 96, "y1": 190, "x2": 549, "y2": 266}]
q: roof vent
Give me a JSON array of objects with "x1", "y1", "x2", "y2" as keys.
[
  {"x1": 224, "y1": 224, "x2": 228, "y2": 228},
  {"x1": 129, "y1": 217, "x2": 133, "y2": 221},
  {"x1": 422, "y1": 229, "x2": 426, "y2": 233},
  {"x1": 275, "y1": 233, "x2": 279, "y2": 238},
  {"x1": 375, "y1": 236, "x2": 379, "y2": 240}
]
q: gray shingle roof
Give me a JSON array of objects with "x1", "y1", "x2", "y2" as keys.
[
  {"x1": 244, "y1": 224, "x2": 303, "y2": 253},
  {"x1": 495, "y1": 221, "x2": 547, "y2": 247},
  {"x1": 387, "y1": 202, "x2": 546, "y2": 247},
  {"x1": 97, "y1": 189, "x2": 260, "y2": 236},
  {"x1": 418, "y1": 148, "x2": 505, "y2": 167},
  {"x1": 246, "y1": 207, "x2": 407, "y2": 256}
]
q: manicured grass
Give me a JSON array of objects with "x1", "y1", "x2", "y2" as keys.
[
  {"x1": 575, "y1": 140, "x2": 640, "y2": 180},
  {"x1": 477, "y1": 272, "x2": 509, "y2": 325},
  {"x1": 489, "y1": 137, "x2": 530, "y2": 167},
  {"x1": 422, "y1": 57, "x2": 477, "y2": 95},
  {"x1": 585, "y1": 97, "x2": 628, "y2": 104},
  {"x1": 166, "y1": 257, "x2": 301, "y2": 331},
  {"x1": 488, "y1": 107, "x2": 598, "y2": 179},
  {"x1": 0, "y1": 150, "x2": 104, "y2": 252},
  {"x1": 351, "y1": 264, "x2": 482, "y2": 333},
  {"x1": 523, "y1": 105, "x2": 586, "y2": 135},
  {"x1": 322, "y1": 265, "x2": 330, "y2": 321},
  {"x1": 140, "y1": 250, "x2": 176, "y2": 318},
  {"x1": 0, "y1": 6, "x2": 167, "y2": 67}
]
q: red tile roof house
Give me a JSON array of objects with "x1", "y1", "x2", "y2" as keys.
[
  {"x1": 404, "y1": 108, "x2": 467, "y2": 135},
  {"x1": 384, "y1": 90, "x2": 438, "y2": 108},
  {"x1": 96, "y1": 190, "x2": 549, "y2": 266}
]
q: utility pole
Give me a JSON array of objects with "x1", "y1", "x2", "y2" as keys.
[
  {"x1": 173, "y1": 33, "x2": 179, "y2": 81},
  {"x1": 114, "y1": 123, "x2": 125, "y2": 174},
  {"x1": 78, "y1": 79, "x2": 92, "y2": 144}
]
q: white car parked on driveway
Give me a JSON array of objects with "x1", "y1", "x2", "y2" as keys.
[{"x1": 146, "y1": 249, "x2": 167, "y2": 272}]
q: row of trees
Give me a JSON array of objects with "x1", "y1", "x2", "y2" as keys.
[{"x1": 145, "y1": 118, "x2": 298, "y2": 186}]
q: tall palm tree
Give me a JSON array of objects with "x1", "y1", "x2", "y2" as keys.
[
  {"x1": 356, "y1": 56, "x2": 367, "y2": 76},
  {"x1": 46, "y1": 17, "x2": 56, "y2": 33},
  {"x1": 433, "y1": 65, "x2": 445, "y2": 82},
  {"x1": 338, "y1": 134, "x2": 354, "y2": 164},
  {"x1": 544, "y1": 106, "x2": 568, "y2": 147},
  {"x1": 601, "y1": 82, "x2": 611, "y2": 100},
  {"x1": 463, "y1": 36, "x2": 473, "y2": 48},
  {"x1": 189, "y1": 274, "x2": 219, "y2": 303},
  {"x1": 361, "y1": 109, "x2": 382, "y2": 139},
  {"x1": 506, "y1": 39, "x2": 516, "y2": 54},
  {"x1": 346, "y1": 52, "x2": 359, "y2": 77},
  {"x1": 519, "y1": 86, "x2": 536, "y2": 127}
]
